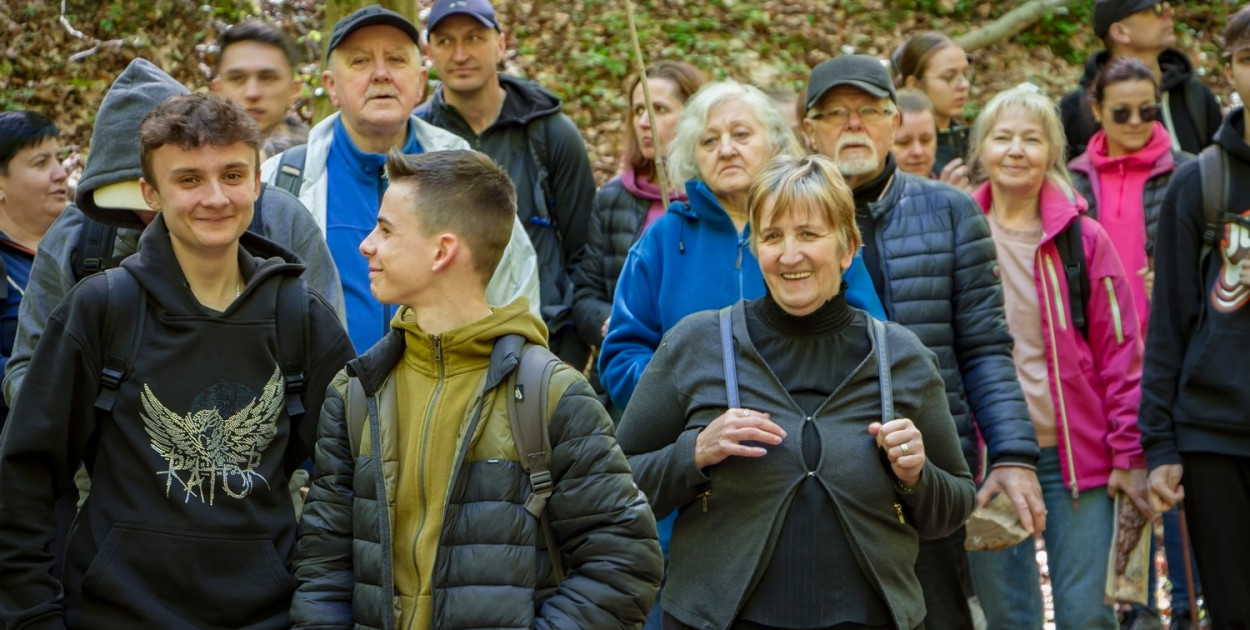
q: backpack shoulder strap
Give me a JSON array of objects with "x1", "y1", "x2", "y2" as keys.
[
  {"x1": 273, "y1": 145, "x2": 308, "y2": 198},
  {"x1": 275, "y1": 275, "x2": 309, "y2": 421},
  {"x1": 248, "y1": 184, "x2": 268, "y2": 237},
  {"x1": 525, "y1": 118, "x2": 556, "y2": 230},
  {"x1": 505, "y1": 335, "x2": 564, "y2": 582},
  {"x1": 872, "y1": 318, "x2": 894, "y2": 423},
  {"x1": 718, "y1": 306, "x2": 740, "y2": 409},
  {"x1": 94, "y1": 267, "x2": 145, "y2": 413},
  {"x1": 74, "y1": 219, "x2": 121, "y2": 281},
  {"x1": 1199, "y1": 145, "x2": 1229, "y2": 255},
  {"x1": 1055, "y1": 218, "x2": 1091, "y2": 339},
  {"x1": 345, "y1": 374, "x2": 368, "y2": 457}
]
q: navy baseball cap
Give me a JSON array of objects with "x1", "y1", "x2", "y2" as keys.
[
  {"x1": 427, "y1": 0, "x2": 500, "y2": 37},
  {"x1": 326, "y1": 5, "x2": 420, "y2": 62}
]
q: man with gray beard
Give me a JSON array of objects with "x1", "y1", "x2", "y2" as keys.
[{"x1": 800, "y1": 54, "x2": 1044, "y2": 630}]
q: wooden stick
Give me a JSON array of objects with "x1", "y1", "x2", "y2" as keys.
[
  {"x1": 623, "y1": 0, "x2": 671, "y2": 210},
  {"x1": 1177, "y1": 506, "x2": 1200, "y2": 630}
]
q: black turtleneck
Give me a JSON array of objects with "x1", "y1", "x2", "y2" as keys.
[
  {"x1": 736, "y1": 290, "x2": 891, "y2": 629},
  {"x1": 853, "y1": 154, "x2": 897, "y2": 311}
]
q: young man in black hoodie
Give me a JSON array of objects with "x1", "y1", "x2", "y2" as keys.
[
  {"x1": 416, "y1": 0, "x2": 597, "y2": 368},
  {"x1": 1060, "y1": 0, "x2": 1221, "y2": 160},
  {"x1": 1139, "y1": 7, "x2": 1250, "y2": 628},
  {"x1": 0, "y1": 94, "x2": 355, "y2": 630}
]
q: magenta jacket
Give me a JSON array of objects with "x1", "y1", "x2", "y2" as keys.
[{"x1": 974, "y1": 181, "x2": 1146, "y2": 496}]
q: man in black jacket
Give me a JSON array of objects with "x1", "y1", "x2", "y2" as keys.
[
  {"x1": 802, "y1": 55, "x2": 1043, "y2": 630},
  {"x1": 1060, "y1": 0, "x2": 1221, "y2": 160},
  {"x1": 1140, "y1": 7, "x2": 1250, "y2": 627},
  {"x1": 416, "y1": 0, "x2": 596, "y2": 368}
]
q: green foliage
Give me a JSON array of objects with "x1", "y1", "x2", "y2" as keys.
[{"x1": 1017, "y1": 2, "x2": 1097, "y2": 66}]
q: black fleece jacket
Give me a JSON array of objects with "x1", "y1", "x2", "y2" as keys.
[
  {"x1": 1139, "y1": 107, "x2": 1250, "y2": 470},
  {"x1": 1060, "y1": 49, "x2": 1221, "y2": 161},
  {"x1": 0, "y1": 215, "x2": 354, "y2": 630}
]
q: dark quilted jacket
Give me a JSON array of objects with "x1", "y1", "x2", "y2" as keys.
[
  {"x1": 1068, "y1": 149, "x2": 1191, "y2": 256},
  {"x1": 290, "y1": 330, "x2": 663, "y2": 630},
  {"x1": 572, "y1": 175, "x2": 649, "y2": 347},
  {"x1": 867, "y1": 172, "x2": 1036, "y2": 471}
]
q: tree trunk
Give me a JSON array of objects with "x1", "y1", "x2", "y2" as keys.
[
  {"x1": 313, "y1": 0, "x2": 421, "y2": 123},
  {"x1": 955, "y1": 0, "x2": 1078, "y2": 53}
]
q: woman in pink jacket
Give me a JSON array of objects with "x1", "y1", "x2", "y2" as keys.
[{"x1": 963, "y1": 86, "x2": 1149, "y2": 630}]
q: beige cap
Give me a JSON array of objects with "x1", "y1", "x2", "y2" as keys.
[{"x1": 91, "y1": 180, "x2": 150, "y2": 211}]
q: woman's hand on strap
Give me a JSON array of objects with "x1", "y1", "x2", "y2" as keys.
[
  {"x1": 694, "y1": 408, "x2": 786, "y2": 469},
  {"x1": 868, "y1": 418, "x2": 925, "y2": 489}
]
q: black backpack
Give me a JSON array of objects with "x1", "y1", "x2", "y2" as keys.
[
  {"x1": 72, "y1": 185, "x2": 270, "y2": 282},
  {"x1": 342, "y1": 333, "x2": 567, "y2": 582},
  {"x1": 1060, "y1": 144, "x2": 1232, "y2": 338},
  {"x1": 92, "y1": 266, "x2": 310, "y2": 425}
]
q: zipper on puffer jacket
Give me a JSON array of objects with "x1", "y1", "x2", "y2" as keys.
[
  {"x1": 408, "y1": 335, "x2": 445, "y2": 630},
  {"x1": 1040, "y1": 251, "x2": 1080, "y2": 502}
]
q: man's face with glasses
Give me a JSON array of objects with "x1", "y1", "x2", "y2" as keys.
[{"x1": 802, "y1": 85, "x2": 901, "y2": 189}]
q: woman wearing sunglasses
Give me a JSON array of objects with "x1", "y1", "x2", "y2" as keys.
[{"x1": 1069, "y1": 56, "x2": 1191, "y2": 337}]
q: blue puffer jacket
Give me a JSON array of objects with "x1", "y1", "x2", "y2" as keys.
[
  {"x1": 864, "y1": 172, "x2": 1037, "y2": 471},
  {"x1": 599, "y1": 180, "x2": 886, "y2": 409}
]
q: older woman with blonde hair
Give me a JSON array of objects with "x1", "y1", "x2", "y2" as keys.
[
  {"x1": 618, "y1": 153, "x2": 974, "y2": 630},
  {"x1": 599, "y1": 80, "x2": 883, "y2": 410},
  {"x1": 965, "y1": 86, "x2": 1148, "y2": 630}
]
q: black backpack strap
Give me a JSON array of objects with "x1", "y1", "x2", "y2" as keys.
[
  {"x1": 346, "y1": 374, "x2": 368, "y2": 457},
  {"x1": 718, "y1": 306, "x2": 740, "y2": 409},
  {"x1": 525, "y1": 118, "x2": 558, "y2": 239},
  {"x1": 505, "y1": 334, "x2": 565, "y2": 582},
  {"x1": 872, "y1": 318, "x2": 894, "y2": 423},
  {"x1": 74, "y1": 219, "x2": 121, "y2": 281},
  {"x1": 276, "y1": 275, "x2": 309, "y2": 421},
  {"x1": 273, "y1": 145, "x2": 308, "y2": 197},
  {"x1": 248, "y1": 183, "x2": 268, "y2": 237},
  {"x1": 1055, "y1": 218, "x2": 1090, "y2": 339},
  {"x1": 95, "y1": 268, "x2": 144, "y2": 413}
]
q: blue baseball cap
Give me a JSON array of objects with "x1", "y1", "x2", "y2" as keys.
[{"x1": 427, "y1": 0, "x2": 500, "y2": 37}]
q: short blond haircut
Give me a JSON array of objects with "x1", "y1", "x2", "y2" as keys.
[{"x1": 747, "y1": 154, "x2": 861, "y2": 255}]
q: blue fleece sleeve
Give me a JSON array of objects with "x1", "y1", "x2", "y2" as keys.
[
  {"x1": 598, "y1": 244, "x2": 662, "y2": 409},
  {"x1": 843, "y1": 253, "x2": 886, "y2": 320}
]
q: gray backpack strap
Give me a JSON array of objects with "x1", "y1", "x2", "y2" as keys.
[
  {"x1": 505, "y1": 336, "x2": 565, "y2": 582},
  {"x1": 346, "y1": 375, "x2": 368, "y2": 457},
  {"x1": 1199, "y1": 145, "x2": 1229, "y2": 257},
  {"x1": 718, "y1": 306, "x2": 740, "y2": 409},
  {"x1": 872, "y1": 319, "x2": 894, "y2": 423},
  {"x1": 273, "y1": 144, "x2": 308, "y2": 197}
]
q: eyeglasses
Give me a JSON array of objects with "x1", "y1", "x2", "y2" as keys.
[
  {"x1": 922, "y1": 54, "x2": 976, "y2": 87},
  {"x1": 1149, "y1": 2, "x2": 1171, "y2": 16},
  {"x1": 1109, "y1": 103, "x2": 1162, "y2": 124},
  {"x1": 807, "y1": 104, "x2": 896, "y2": 126}
]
